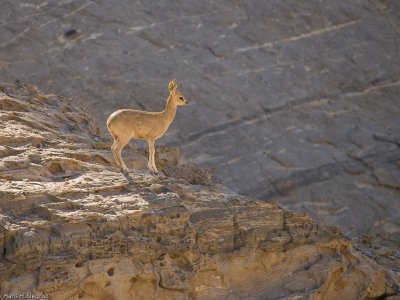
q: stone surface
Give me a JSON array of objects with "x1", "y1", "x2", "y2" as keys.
[
  {"x1": 0, "y1": 83, "x2": 399, "y2": 298},
  {"x1": 1, "y1": 0, "x2": 399, "y2": 239}
]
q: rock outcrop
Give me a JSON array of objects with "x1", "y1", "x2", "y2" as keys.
[
  {"x1": 0, "y1": 83, "x2": 398, "y2": 299},
  {"x1": 1, "y1": 0, "x2": 400, "y2": 238}
]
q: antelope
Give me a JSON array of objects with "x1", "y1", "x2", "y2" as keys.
[{"x1": 106, "y1": 80, "x2": 188, "y2": 175}]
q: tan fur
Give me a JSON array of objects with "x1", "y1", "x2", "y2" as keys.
[{"x1": 106, "y1": 80, "x2": 188, "y2": 174}]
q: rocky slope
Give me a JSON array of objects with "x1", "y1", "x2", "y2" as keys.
[
  {"x1": 1, "y1": 0, "x2": 400, "y2": 240},
  {"x1": 0, "y1": 83, "x2": 399, "y2": 299}
]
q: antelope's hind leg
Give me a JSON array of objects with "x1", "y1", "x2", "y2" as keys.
[
  {"x1": 111, "y1": 136, "x2": 131, "y2": 174},
  {"x1": 111, "y1": 140, "x2": 121, "y2": 167}
]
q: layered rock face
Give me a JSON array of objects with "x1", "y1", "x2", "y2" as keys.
[
  {"x1": 0, "y1": 83, "x2": 399, "y2": 299},
  {"x1": 1, "y1": 0, "x2": 400, "y2": 239}
]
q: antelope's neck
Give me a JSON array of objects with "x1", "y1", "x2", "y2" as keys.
[{"x1": 162, "y1": 95, "x2": 177, "y2": 124}]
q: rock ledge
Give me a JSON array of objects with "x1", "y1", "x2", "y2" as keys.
[{"x1": 0, "y1": 82, "x2": 398, "y2": 299}]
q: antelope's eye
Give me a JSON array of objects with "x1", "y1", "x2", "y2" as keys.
[{"x1": 179, "y1": 96, "x2": 184, "y2": 100}]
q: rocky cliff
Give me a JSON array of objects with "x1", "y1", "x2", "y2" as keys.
[
  {"x1": 0, "y1": 83, "x2": 399, "y2": 299},
  {"x1": 1, "y1": 0, "x2": 400, "y2": 241}
]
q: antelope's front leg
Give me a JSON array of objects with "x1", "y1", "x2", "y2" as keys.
[{"x1": 147, "y1": 139, "x2": 158, "y2": 175}]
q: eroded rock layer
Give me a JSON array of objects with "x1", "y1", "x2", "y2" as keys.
[
  {"x1": 1, "y1": 0, "x2": 400, "y2": 237},
  {"x1": 0, "y1": 83, "x2": 398, "y2": 299}
]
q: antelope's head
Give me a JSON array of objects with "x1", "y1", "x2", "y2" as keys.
[{"x1": 169, "y1": 80, "x2": 188, "y2": 106}]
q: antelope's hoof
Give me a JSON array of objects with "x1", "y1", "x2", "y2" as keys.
[
  {"x1": 121, "y1": 167, "x2": 129, "y2": 174},
  {"x1": 149, "y1": 169, "x2": 159, "y2": 176}
]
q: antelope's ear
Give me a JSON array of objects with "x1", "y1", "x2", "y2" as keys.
[{"x1": 169, "y1": 79, "x2": 177, "y2": 91}]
